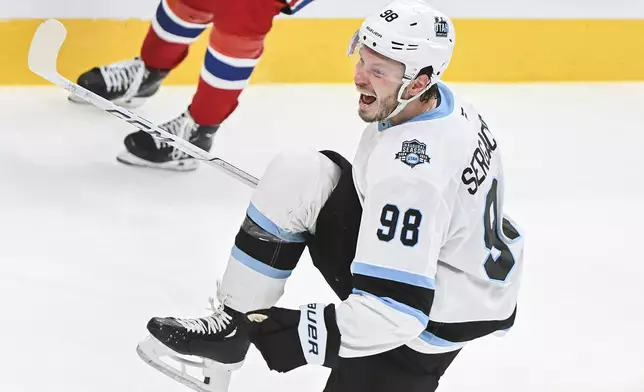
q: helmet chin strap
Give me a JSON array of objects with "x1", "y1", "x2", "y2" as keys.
[{"x1": 384, "y1": 79, "x2": 434, "y2": 121}]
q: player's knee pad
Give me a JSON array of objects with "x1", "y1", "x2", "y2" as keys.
[
  {"x1": 151, "y1": 0, "x2": 213, "y2": 45},
  {"x1": 252, "y1": 148, "x2": 342, "y2": 235}
]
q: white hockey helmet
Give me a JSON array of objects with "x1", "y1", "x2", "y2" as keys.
[{"x1": 348, "y1": 0, "x2": 455, "y2": 117}]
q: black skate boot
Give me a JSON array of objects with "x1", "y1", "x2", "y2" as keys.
[
  {"x1": 116, "y1": 109, "x2": 219, "y2": 171},
  {"x1": 147, "y1": 302, "x2": 250, "y2": 364},
  {"x1": 137, "y1": 296, "x2": 250, "y2": 392},
  {"x1": 69, "y1": 57, "x2": 168, "y2": 108}
]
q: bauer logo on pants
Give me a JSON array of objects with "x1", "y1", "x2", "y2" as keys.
[{"x1": 395, "y1": 139, "x2": 430, "y2": 168}]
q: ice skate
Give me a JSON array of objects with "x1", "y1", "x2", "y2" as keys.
[
  {"x1": 137, "y1": 295, "x2": 250, "y2": 392},
  {"x1": 69, "y1": 57, "x2": 167, "y2": 108},
  {"x1": 116, "y1": 109, "x2": 219, "y2": 171}
]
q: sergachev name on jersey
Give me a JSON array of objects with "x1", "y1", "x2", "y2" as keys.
[{"x1": 461, "y1": 116, "x2": 498, "y2": 195}]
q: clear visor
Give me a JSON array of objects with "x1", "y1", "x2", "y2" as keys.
[
  {"x1": 346, "y1": 30, "x2": 361, "y2": 57},
  {"x1": 347, "y1": 30, "x2": 407, "y2": 84}
]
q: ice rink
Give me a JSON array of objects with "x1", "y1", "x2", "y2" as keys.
[{"x1": 2, "y1": 83, "x2": 643, "y2": 391}]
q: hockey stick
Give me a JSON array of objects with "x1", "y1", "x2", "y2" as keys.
[{"x1": 27, "y1": 19, "x2": 259, "y2": 188}]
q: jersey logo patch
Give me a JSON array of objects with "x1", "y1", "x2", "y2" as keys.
[{"x1": 395, "y1": 139, "x2": 430, "y2": 168}]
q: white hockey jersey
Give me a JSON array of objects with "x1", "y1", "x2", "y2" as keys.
[{"x1": 335, "y1": 82, "x2": 525, "y2": 357}]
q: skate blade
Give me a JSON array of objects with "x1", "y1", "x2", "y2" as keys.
[
  {"x1": 116, "y1": 151, "x2": 199, "y2": 172},
  {"x1": 68, "y1": 93, "x2": 147, "y2": 109},
  {"x1": 137, "y1": 336, "x2": 243, "y2": 392}
]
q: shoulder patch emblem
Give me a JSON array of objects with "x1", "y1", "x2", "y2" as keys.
[{"x1": 395, "y1": 139, "x2": 430, "y2": 168}]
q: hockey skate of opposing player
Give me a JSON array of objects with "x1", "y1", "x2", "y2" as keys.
[{"x1": 136, "y1": 1, "x2": 524, "y2": 392}]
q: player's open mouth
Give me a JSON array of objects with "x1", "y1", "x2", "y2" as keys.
[{"x1": 359, "y1": 93, "x2": 377, "y2": 109}]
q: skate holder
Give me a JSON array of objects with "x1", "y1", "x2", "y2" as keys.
[{"x1": 137, "y1": 336, "x2": 242, "y2": 392}]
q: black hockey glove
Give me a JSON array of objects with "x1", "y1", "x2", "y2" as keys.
[{"x1": 244, "y1": 303, "x2": 341, "y2": 373}]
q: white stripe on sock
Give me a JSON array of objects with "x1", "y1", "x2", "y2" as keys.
[
  {"x1": 200, "y1": 65, "x2": 250, "y2": 90},
  {"x1": 151, "y1": 18, "x2": 198, "y2": 44},
  {"x1": 207, "y1": 46, "x2": 260, "y2": 68}
]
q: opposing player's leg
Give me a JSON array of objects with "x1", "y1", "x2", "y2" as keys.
[
  {"x1": 69, "y1": 0, "x2": 213, "y2": 108},
  {"x1": 117, "y1": 0, "x2": 287, "y2": 171},
  {"x1": 115, "y1": 28, "x2": 268, "y2": 171},
  {"x1": 136, "y1": 148, "x2": 341, "y2": 391},
  {"x1": 188, "y1": 0, "x2": 286, "y2": 125}
]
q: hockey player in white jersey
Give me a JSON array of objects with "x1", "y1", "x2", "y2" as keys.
[{"x1": 136, "y1": 1, "x2": 525, "y2": 391}]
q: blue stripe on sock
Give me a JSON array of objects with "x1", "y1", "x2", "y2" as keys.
[
  {"x1": 353, "y1": 289, "x2": 430, "y2": 327},
  {"x1": 246, "y1": 203, "x2": 309, "y2": 243},
  {"x1": 204, "y1": 50, "x2": 255, "y2": 82},
  {"x1": 351, "y1": 262, "x2": 436, "y2": 289},
  {"x1": 231, "y1": 246, "x2": 292, "y2": 279},
  {"x1": 155, "y1": 3, "x2": 206, "y2": 39}
]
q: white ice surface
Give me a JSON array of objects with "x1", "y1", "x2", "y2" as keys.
[{"x1": 1, "y1": 83, "x2": 644, "y2": 391}]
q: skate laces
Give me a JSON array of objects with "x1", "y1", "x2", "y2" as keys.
[
  {"x1": 155, "y1": 112, "x2": 198, "y2": 160},
  {"x1": 99, "y1": 58, "x2": 147, "y2": 101},
  {"x1": 174, "y1": 296, "x2": 233, "y2": 335}
]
